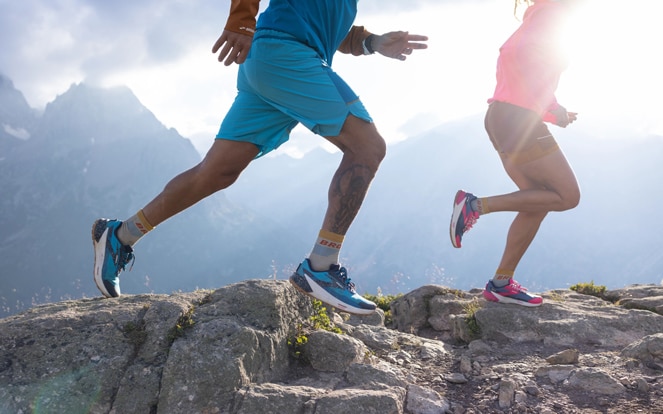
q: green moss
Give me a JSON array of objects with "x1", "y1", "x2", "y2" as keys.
[
  {"x1": 309, "y1": 299, "x2": 342, "y2": 334},
  {"x1": 363, "y1": 292, "x2": 403, "y2": 326},
  {"x1": 462, "y1": 298, "x2": 481, "y2": 337},
  {"x1": 167, "y1": 306, "x2": 196, "y2": 343},
  {"x1": 288, "y1": 299, "x2": 343, "y2": 359},
  {"x1": 570, "y1": 281, "x2": 607, "y2": 298}
]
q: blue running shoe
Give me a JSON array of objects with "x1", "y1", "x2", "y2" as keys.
[
  {"x1": 92, "y1": 219, "x2": 134, "y2": 298},
  {"x1": 289, "y1": 259, "x2": 376, "y2": 315}
]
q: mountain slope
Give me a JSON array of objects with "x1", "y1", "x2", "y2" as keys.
[
  {"x1": 226, "y1": 117, "x2": 663, "y2": 294},
  {"x1": 0, "y1": 82, "x2": 304, "y2": 316}
]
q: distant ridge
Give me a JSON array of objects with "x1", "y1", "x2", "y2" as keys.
[
  {"x1": 0, "y1": 80, "x2": 302, "y2": 317},
  {"x1": 1, "y1": 76, "x2": 662, "y2": 318}
]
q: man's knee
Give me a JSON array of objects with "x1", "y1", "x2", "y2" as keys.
[
  {"x1": 368, "y1": 135, "x2": 387, "y2": 169},
  {"x1": 347, "y1": 131, "x2": 386, "y2": 171}
]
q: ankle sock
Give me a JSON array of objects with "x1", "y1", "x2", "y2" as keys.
[
  {"x1": 471, "y1": 197, "x2": 489, "y2": 215},
  {"x1": 308, "y1": 230, "x2": 344, "y2": 272},
  {"x1": 116, "y1": 209, "x2": 154, "y2": 247},
  {"x1": 491, "y1": 269, "x2": 514, "y2": 288}
]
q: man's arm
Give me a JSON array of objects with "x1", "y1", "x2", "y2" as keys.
[
  {"x1": 337, "y1": 26, "x2": 373, "y2": 56},
  {"x1": 225, "y1": 0, "x2": 260, "y2": 36},
  {"x1": 338, "y1": 26, "x2": 428, "y2": 61},
  {"x1": 212, "y1": 0, "x2": 261, "y2": 66}
]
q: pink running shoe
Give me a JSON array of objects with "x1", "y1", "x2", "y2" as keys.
[
  {"x1": 482, "y1": 279, "x2": 543, "y2": 307},
  {"x1": 450, "y1": 190, "x2": 479, "y2": 248}
]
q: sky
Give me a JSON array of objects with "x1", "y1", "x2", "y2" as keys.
[{"x1": 1, "y1": 0, "x2": 662, "y2": 156}]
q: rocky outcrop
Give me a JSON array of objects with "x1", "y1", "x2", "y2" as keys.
[{"x1": 1, "y1": 281, "x2": 663, "y2": 413}]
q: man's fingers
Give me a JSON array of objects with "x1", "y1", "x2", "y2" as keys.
[
  {"x1": 211, "y1": 34, "x2": 228, "y2": 53},
  {"x1": 406, "y1": 35, "x2": 429, "y2": 42},
  {"x1": 217, "y1": 44, "x2": 233, "y2": 63},
  {"x1": 225, "y1": 49, "x2": 246, "y2": 66},
  {"x1": 407, "y1": 42, "x2": 428, "y2": 50}
]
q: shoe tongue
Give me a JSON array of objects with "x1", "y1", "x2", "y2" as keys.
[{"x1": 329, "y1": 264, "x2": 341, "y2": 272}]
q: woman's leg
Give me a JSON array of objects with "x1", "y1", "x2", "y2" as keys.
[
  {"x1": 491, "y1": 149, "x2": 580, "y2": 271},
  {"x1": 480, "y1": 148, "x2": 579, "y2": 306}
]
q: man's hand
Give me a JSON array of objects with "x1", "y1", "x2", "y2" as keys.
[
  {"x1": 371, "y1": 31, "x2": 428, "y2": 61},
  {"x1": 212, "y1": 30, "x2": 253, "y2": 66}
]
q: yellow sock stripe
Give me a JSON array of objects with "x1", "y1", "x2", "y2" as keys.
[
  {"x1": 318, "y1": 229, "x2": 345, "y2": 243},
  {"x1": 478, "y1": 197, "x2": 490, "y2": 214},
  {"x1": 137, "y1": 209, "x2": 155, "y2": 231},
  {"x1": 494, "y1": 268, "x2": 514, "y2": 280}
]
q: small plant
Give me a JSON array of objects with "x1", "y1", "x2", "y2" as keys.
[
  {"x1": 363, "y1": 291, "x2": 403, "y2": 326},
  {"x1": 547, "y1": 291, "x2": 565, "y2": 303},
  {"x1": 570, "y1": 281, "x2": 606, "y2": 299},
  {"x1": 168, "y1": 306, "x2": 196, "y2": 343},
  {"x1": 195, "y1": 289, "x2": 214, "y2": 306},
  {"x1": 287, "y1": 322, "x2": 309, "y2": 359},
  {"x1": 288, "y1": 299, "x2": 342, "y2": 360},
  {"x1": 309, "y1": 299, "x2": 342, "y2": 334},
  {"x1": 463, "y1": 298, "x2": 481, "y2": 336}
]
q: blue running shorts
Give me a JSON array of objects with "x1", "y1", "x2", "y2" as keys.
[{"x1": 216, "y1": 30, "x2": 372, "y2": 157}]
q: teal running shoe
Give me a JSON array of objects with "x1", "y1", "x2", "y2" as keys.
[
  {"x1": 290, "y1": 259, "x2": 376, "y2": 315},
  {"x1": 92, "y1": 219, "x2": 134, "y2": 298}
]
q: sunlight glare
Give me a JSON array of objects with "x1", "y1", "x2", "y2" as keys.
[{"x1": 558, "y1": 0, "x2": 663, "y2": 136}]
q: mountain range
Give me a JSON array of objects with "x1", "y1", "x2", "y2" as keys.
[{"x1": 1, "y1": 73, "x2": 662, "y2": 317}]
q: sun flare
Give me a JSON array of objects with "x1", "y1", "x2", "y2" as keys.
[{"x1": 556, "y1": 1, "x2": 663, "y2": 135}]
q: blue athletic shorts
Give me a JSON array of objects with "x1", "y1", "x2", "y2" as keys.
[{"x1": 216, "y1": 30, "x2": 372, "y2": 157}]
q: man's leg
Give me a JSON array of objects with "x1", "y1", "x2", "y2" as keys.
[
  {"x1": 290, "y1": 115, "x2": 386, "y2": 315},
  {"x1": 323, "y1": 115, "x2": 386, "y2": 234},
  {"x1": 306, "y1": 115, "x2": 386, "y2": 271},
  {"x1": 141, "y1": 139, "x2": 259, "y2": 227},
  {"x1": 93, "y1": 139, "x2": 259, "y2": 298}
]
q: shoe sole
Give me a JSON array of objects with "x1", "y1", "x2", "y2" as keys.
[
  {"x1": 449, "y1": 190, "x2": 465, "y2": 248},
  {"x1": 92, "y1": 221, "x2": 113, "y2": 298},
  {"x1": 483, "y1": 290, "x2": 543, "y2": 307},
  {"x1": 289, "y1": 275, "x2": 375, "y2": 316}
]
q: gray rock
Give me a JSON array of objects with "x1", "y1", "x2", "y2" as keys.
[
  {"x1": 567, "y1": 368, "x2": 626, "y2": 395},
  {"x1": 345, "y1": 362, "x2": 407, "y2": 389},
  {"x1": 315, "y1": 388, "x2": 405, "y2": 414},
  {"x1": 3, "y1": 280, "x2": 663, "y2": 413},
  {"x1": 405, "y1": 384, "x2": 450, "y2": 414},
  {"x1": 621, "y1": 333, "x2": 663, "y2": 369},
  {"x1": 303, "y1": 330, "x2": 367, "y2": 372},
  {"x1": 231, "y1": 383, "x2": 324, "y2": 414},
  {"x1": 391, "y1": 285, "x2": 463, "y2": 334},
  {"x1": 498, "y1": 379, "x2": 517, "y2": 409},
  {"x1": 473, "y1": 291, "x2": 663, "y2": 347},
  {"x1": 535, "y1": 365, "x2": 576, "y2": 384},
  {"x1": 546, "y1": 348, "x2": 580, "y2": 365}
]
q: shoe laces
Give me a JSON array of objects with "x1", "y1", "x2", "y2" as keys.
[
  {"x1": 463, "y1": 209, "x2": 479, "y2": 232},
  {"x1": 118, "y1": 245, "x2": 135, "y2": 272},
  {"x1": 508, "y1": 279, "x2": 527, "y2": 292},
  {"x1": 329, "y1": 264, "x2": 356, "y2": 293}
]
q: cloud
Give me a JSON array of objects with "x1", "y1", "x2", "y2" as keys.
[
  {"x1": 0, "y1": 0, "x2": 224, "y2": 105},
  {"x1": 2, "y1": 0, "x2": 661, "y2": 155},
  {"x1": 3, "y1": 123, "x2": 30, "y2": 140}
]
